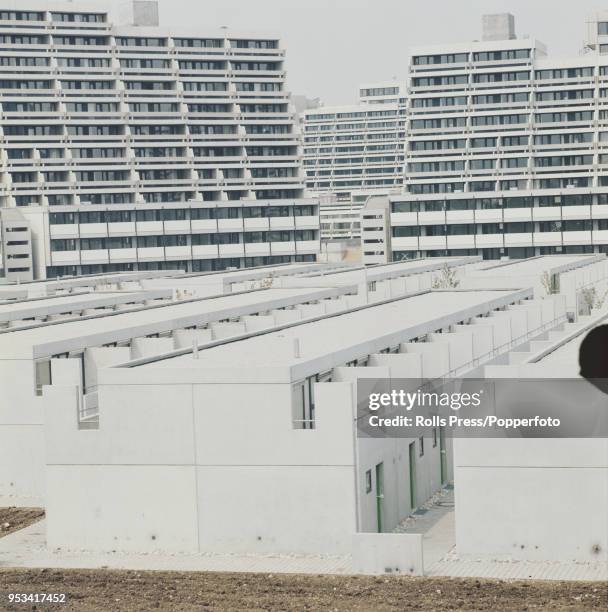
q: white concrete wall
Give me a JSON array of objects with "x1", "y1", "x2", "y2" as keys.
[
  {"x1": 0, "y1": 359, "x2": 45, "y2": 502},
  {"x1": 44, "y1": 377, "x2": 357, "y2": 555},
  {"x1": 455, "y1": 437, "x2": 608, "y2": 562}
]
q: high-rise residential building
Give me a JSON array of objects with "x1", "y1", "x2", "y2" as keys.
[
  {"x1": 0, "y1": 1, "x2": 319, "y2": 280},
  {"x1": 302, "y1": 82, "x2": 406, "y2": 240},
  {"x1": 362, "y1": 13, "x2": 608, "y2": 264}
]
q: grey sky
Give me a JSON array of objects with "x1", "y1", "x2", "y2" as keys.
[{"x1": 114, "y1": 0, "x2": 603, "y2": 104}]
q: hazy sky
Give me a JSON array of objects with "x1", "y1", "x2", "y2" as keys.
[{"x1": 108, "y1": 1, "x2": 603, "y2": 104}]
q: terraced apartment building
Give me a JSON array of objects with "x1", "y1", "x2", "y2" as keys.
[
  {"x1": 362, "y1": 12, "x2": 608, "y2": 264},
  {"x1": 0, "y1": 1, "x2": 319, "y2": 280},
  {"x1": 303, "y1": 83, "x2": 406, "y2": 240}
]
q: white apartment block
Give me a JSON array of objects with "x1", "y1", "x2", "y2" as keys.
[
  {"x1": 303, "y1": 83, "x2": 406, "y2": 240},
  {"x1": 362, "y1": 12, "x2": 608, "y2": 265},
  {"x1": 0, "y1": 1, "x2": 319, "y2": 280}
]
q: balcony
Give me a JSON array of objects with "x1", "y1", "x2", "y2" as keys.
[
  {"x1": 295, "y1": 240, "x2": 320, "y2": 253},
  {"x1": 165, "y1": 246, "x2": 191, "y2": 258},
  {"x1": 295, "y1": 215, "x2": 319, "y2": 229},
  {"x1": 137, "y1": 247, "x2": 164, "y2": 260},
  {"x1": 561, "y1": 205, "x2": 591, "y2": 220},
  {"x1": 217, "y1": 218, "x2": 243, "y2": 232},
  {"x1": 504, "y1": 233, "x2": 533, "y2": 247},
  {"x1": 244, "y1": 217, "x2": 269, "y2": 231},
  {"x1": 562, "y1": 230, "x2": 591, "y2": 245},
  {"x1": 136, "y1": 221, "x2": 163, "y2": 234},
  {"x1": 475, "y1": 234, "x2": 503, "y2": 248},
  {"x1": 533, "y1": 232, "x2": 562, "y2": 246},
  {"x1": 592, "y1": 230, "x2": 608, "y2": 245},
  {"x1": 80, "y1": 249, "x2": 109, "y2": 264},
  {"x1": 418, "y1": 211, "x2": 446, "y2": 224},
  {"x1": 50, "y1": 224, "x2": 79, "y2": 239},
  {"x1": 418, "y1": 236, "x2": 446, "y2": 250},
  {"x1": 532, "y1": 206, "x2": 561, "y2": 221},
  {"x1": 503, "y1": 208, "x2": 532, "y2": 223},
  {"x1": 109, "y1": 248, "x2": 137, "y2": 262},
  {"x1": 51, "y1": 250, "x2": 79, "y2": 264},
  {"x1": 218, "y1": 243, "x2": 244, "y2": 257},
  {"x1": 270, "y1": 240, "x2": 296, "y2": 255},
  {"x1": 390, "y1": 212, "x2": 417, "y2": 225},
  {"x1": 79, "y1": 223, "x2": 108, "y2": 237},
  {"x1": 269, "y1": 217, "x2": 295, "y2": 230},
  {"x1": 108, "y1": 222, "x2": 136, "y2": 236},
  {"x1": 192, "y1": 244, "x2": 219, "y2": 258},
  {"x1": 474, "y1": 209, "x2": 502, "y2": 224},
  {"x1": 447, "y1": 235, "x2": 475, "y2": 249},
  {"x1": 163, "y1": 220, "x2": 190, "y2": 233},
  {"x1": 391, "y1": 236, "x2": 419, "y2": 250},
  {"x1": 191, "y1": 219, "x2": 217, "y2": 232},
  {"x1": 245, "y1": 243, "x2": 271, "y2": 256},
  {"x1": 446, "y1": 210, "x2": 474, "y2": 224}
]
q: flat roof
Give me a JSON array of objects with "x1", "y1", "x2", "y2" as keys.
[
  {"x1": 0, "y1": 286, "x2": 351, "y2": 360},
  {"x1": 0, "y1": 290, "x2": 168, "y2": 323},
  {"x1": 137, "y1": 288, "x2": 528, "y2": 381},
  {"x1": 470, "y1": 255, "x2": 602, "y2": 277}
]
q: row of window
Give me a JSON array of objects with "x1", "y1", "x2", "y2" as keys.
[
  {"x1": 0, "y1": 30, "x2": 278, "y2": 48},
  {"x1": 45, "y1": 253, "x2": 316, "y2": 279},
  {"x1": 392, "y1": 219, "x2": 601, "y2": 237},
  {"x1": 407, "y1": 177, "x2": 595, "y2": 194},
  {"x1": 408, "y1": 154, "x2": 600, "y2": 172},
  {"x1": 393, "y1": 246, "x2": 600, "y2": 260},
  {"x1": 410, "y1": 89, "x2": 597, "y2": 107},
  {"x1": 48, "y1": 205, "x2": 317, "y2": 225},
  {"x1": 391, "y1": 193, "x2": 605, "y2": 212},
  {"x1": 50, "y1": 230, "x2": 317, "y2": 251},
  {"x1": 412, "y1": 49, "x2": 530, "y2": 65},
  {"x1": 409, "y1": 111, "x2": 595, "y2": 130},
  {"x1": 5, "y1": 145, "x2": 296, "y2": 159},
  {"x1": 1, "y1": 123, "x2": 294, "y2": 136},
  {"x1": 410, "y1": 67, "x2": 599, "y2": 87},
  {"x1": 409, "y1": 131, "x2": 596, "y2": 151}
]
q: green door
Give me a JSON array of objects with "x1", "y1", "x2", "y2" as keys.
[
  {"x1": 408, "y1": 442, "x2": 416, "y2": 510},
  {"x1": 439, "y1": 426, "x2": 447, "y2": 485},
  {"x1": 375, "y1": 462, "x2": 384, "y2": 533}
]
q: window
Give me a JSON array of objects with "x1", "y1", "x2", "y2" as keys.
[
  {"x1": 419, "y1": 437, "x2": 424, "y2": 457},
  {"x1": 365, "y1": 470, "x2": 372, "y2": 493},
  {"x1": 433, "y1": 428, "x2": 438, "y2": 448}
]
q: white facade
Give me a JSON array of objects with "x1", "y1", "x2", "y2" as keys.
[
  {"x1": 303, "y1": 84, "x2": 406, "y2": 239},
  {"x1": 44, "y1": 285, "x2": 559, "y2": 555},
  {"x1": 455, "y1": 307, "x2": 608, "y2": 563},
  {"x1": 0, "y1": 208, "x2": 33, "y2": 281},
  {"x1": 363, "y1": 13, "x2": 608, "y2": 265},
  {"x1": 0, "y1": 1, "x2": 319, "y2": 280},
  {"x1": 0, "y1": 257, "x2": 480, "y2": 503}
]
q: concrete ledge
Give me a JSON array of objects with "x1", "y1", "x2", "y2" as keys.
[{"x1": 351, "y1": 533, "x2": 424, "y2": 576}]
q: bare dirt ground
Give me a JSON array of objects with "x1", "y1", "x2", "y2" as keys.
[
  {"x1": 0, "y1": 508, "x2": 44, "y2": 539},
  {"x1": 0, "y1": 569, "x2": 605, "y2": 611}
]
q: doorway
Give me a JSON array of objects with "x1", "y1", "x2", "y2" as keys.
[
  {"x1": 408, "y1": 442, "x2": 416, "y2": 510},
  {"x1": 439, "y1": 426, "x2": 447, "y2": 485},
  {"x1": 375, "y1": 462, "x2": 384, "y2": 533}
]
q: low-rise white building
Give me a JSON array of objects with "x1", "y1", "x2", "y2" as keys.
[
  {"x1": 41, "y1": 282, "x2": 566, "y2": 556},
  {"x1": 0, "y1": 257, "x2": 480, "y2": 503}
]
